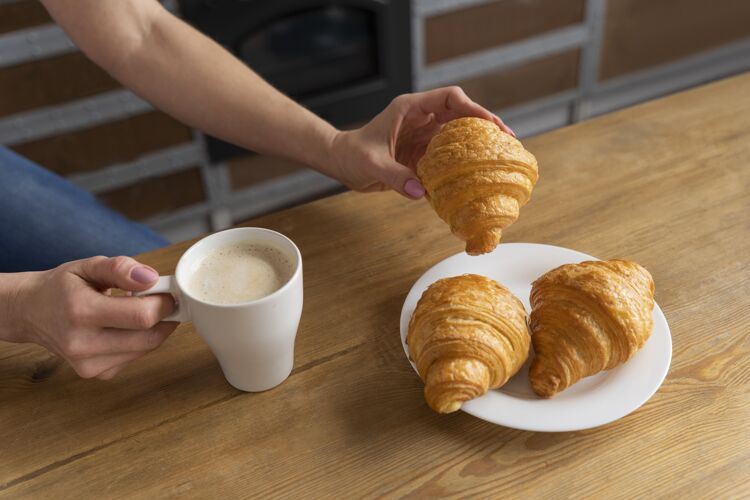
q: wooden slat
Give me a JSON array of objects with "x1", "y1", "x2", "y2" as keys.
[
  {"x1": 600, "y1": 0, "x2": 750, "y2": 80},
  {"x1": 0, "y1": 73, "x2": 749, "y2": 497},
  {"x1": 456, "y1": 49, "x2": 580, "y2": 111},
  {"x1": 0, "y1": 52, "x2": 119, "y2": 117},
  {"x1": 424, "y1": 0, "x2": 585, "y2": 64},
  {"x1": 227, "y1": 154, "x2": 308, "y2": 190},
  {"x1": 97, "y1": 167, "x2": 205, "y2": 220},
  {"x1": 0, "y1": 1, "x2": 51, "y2": 34},
  {"x1": 10, "y1": 111, "x2": 193, "y2": 175}
]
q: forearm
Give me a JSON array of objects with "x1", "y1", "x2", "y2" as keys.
[
  {"x1": 117, "y1": 9, "x2": 339, "y2": 173},
  {"x1": 43, "y1": 0, "x2": 339, "y2": 175}
]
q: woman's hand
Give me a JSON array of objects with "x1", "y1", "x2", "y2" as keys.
[
  {"x1": 328, "y1": 86, "x2": 514, "y2": 199},
  {"x1": 2, "y1": 256, "x2": 177, "y2": 380}
]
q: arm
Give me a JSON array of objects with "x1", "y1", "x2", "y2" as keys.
[
  {"x1": 41, "y1": 0, "x2": 513, "y2": 198},
  {"x1": 41, "y1": 0, "x2": 337, "y2": 174}
]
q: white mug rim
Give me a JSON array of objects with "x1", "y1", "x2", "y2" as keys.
[{"x1": 174, "y1": 227, "x2": 302, "y2": 309}]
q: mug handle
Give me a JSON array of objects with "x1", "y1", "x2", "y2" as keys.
[{"x1": 135, "y1": 276, "x2": 191, "y2": 322}]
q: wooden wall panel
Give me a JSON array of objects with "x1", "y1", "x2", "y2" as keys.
[
  {"x1": 11, "y1": 112, "x2": 193, "y2": 175},
  {"x1": 600, "y1": 0, "x2": 750, "y2": 80},
  {"x1": 228, "y1": 154, "x2": 308, "y2": 190},
  {"x1": 424, "y1": 0, "x2": 585, "y2": 64},
  {"x1": 98, "y1": 168, "x2": 205, "y2": 220},
  {"x1": 0, "y1": 52, "x2": 120, "y2": 117},
  {"x1": 457, "y1": 50, "x2": 580, "y2": 111},
  {"x1": 0, "y1": 1, "x2": 52, "y2": 34}
]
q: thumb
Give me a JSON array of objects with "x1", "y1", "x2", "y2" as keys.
[
  {"x1": 380, "y1": 160, "x2": 426, "y2": 200},
  {"x1": 73, "y1": 256, "x2": 160, "y2": 292}
]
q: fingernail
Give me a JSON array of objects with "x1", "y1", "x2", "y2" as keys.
[
  {"x1": 131, "y1": 266, "x2": 158, "y2": 284},
  {"x1": 493, "y1": 114, "x2": 516, "y2": 137},
  {"x1": 404, "y1": 179, "x2": 425, "y2": 199}
]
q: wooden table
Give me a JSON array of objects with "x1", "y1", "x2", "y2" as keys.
[{"x1": 2, "y1": 73, "x2": 749, "y2": 499}]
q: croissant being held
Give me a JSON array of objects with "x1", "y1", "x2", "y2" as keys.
[{"x1": 416, "y1": 117, "x2": 539, "y2": 255}]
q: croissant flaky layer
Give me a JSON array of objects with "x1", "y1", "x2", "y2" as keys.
[
  {"x1": 528, "y1": 260, "x2": 655, "y2": 398},
  {"x1": 417, "y1": 117, "x2": 539, "y2": 255},
  {"x1": 407, "y1": 274, "x2": 530, "y2": 413}
]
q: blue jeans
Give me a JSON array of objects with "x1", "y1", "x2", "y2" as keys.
[{"x1": 0, "y1": 147, "x2": 169, "y2": 272}]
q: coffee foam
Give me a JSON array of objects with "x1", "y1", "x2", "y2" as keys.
[{"x1": 185, "y1": 241, "x2": 293, "y2": 305}]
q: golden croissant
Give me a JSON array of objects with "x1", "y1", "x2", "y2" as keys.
[
  {"x1": 416, "y1": 117, "x2": 539, "y2": 255},
  {"x1": 407, "y1": 274, "x2": 530, "y2": 413},
  {"x1": 529, "y1": 260, "x2": 655, "y2": 398}
]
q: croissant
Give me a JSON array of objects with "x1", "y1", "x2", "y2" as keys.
[
  {"x1": 416, "y1": 117, "x2": 539, "y2": 255},
  {"x1": 528, "y1": 260, "x2": 655, "y2": 398},
  {"x1": 407, "y1": 274, "x2": 530, "y2": 413}
]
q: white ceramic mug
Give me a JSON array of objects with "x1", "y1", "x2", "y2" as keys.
[{"x1": 139, "y1": 227, "x2": 303, "y2": 392}]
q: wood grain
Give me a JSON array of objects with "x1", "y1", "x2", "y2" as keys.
[{"x1": 1, "y1": 73, "x2": 749, "y2": 498}]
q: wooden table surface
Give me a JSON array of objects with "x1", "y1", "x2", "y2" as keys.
[{"x1": 2, "y1": 73, "x2": 749, "y2": 499}]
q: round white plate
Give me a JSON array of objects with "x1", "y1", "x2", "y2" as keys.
[{"x1": 399, "y1": 243, "x2": 672, "y2": 432}]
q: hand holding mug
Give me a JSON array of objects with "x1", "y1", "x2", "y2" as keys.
[
  {"x1": 4, "y1": 228, "x2": 302, "y2": 391},
  {"x1": 7, "y1": 256, "x2": 177, "y2": 379}
]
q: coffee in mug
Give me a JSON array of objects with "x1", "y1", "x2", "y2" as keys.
[{"x1": 184, "y1": 242, "x2": 293, "y2": 304}]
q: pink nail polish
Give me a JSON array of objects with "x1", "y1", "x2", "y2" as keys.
[
  {"x1": 404, "y1": 179, "x2": 425, "y2": 199},
  {"x1": 131, "y1": 266, "x2": 158, "y2": 284}
]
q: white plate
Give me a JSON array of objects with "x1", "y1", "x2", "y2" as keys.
[{"x1": 399, "y1": 243, "x2": 672, "y2": 432}]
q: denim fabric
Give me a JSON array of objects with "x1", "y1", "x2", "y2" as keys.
[{"x1": 0, "y1": 147, "x2": 169, "y2": 272}]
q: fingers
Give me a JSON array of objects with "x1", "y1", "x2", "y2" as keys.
[
  {"x1": 73, "y1": 255, "x2": 160, "y2": 292},
  {"x1": 59, "y1": 322, "x2": 176, "y2": 362},
  {"x1": 359, "y1": 182, "x2": 387, "y2": 193},
  {"x1": 490, "y1": 113, "x2": 516, "y2": 138},
  {"x1": 64, "y1": 323, "x2": 177, "y2": 379},
  {"x1": 95, "y1": 327, "x2": 173, "y2": 379},
  {"x1": 71, "y1": 351, "x2": 150, "y2": 380},
  {"x1": 351, "y1": 86, "x2": 515, "y2": 199},
  {"x1": 398, "y1": 87, "x2": 516, "y2": 137},
  {"x1": 96, "y1": 360, "x2": 138, "y2": 380},
  {"x1": 88, "y1": 293, "x2": 176, "y2": 330},
  {"x1": 376, "y1": 160, "x2": 426, "y2": 200},
  {"x1": 93, "y1": 322, "x2": 179, "y2": 355},
  {"x1": 45, "y1": 257, "x2": 176, "y2": 382},
  {"x1": 407, "y1": 86, "x2": 494, "y2": 123},
  {"x1": 96, "y1": 365, "x2": 125, "y2": 380}
]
